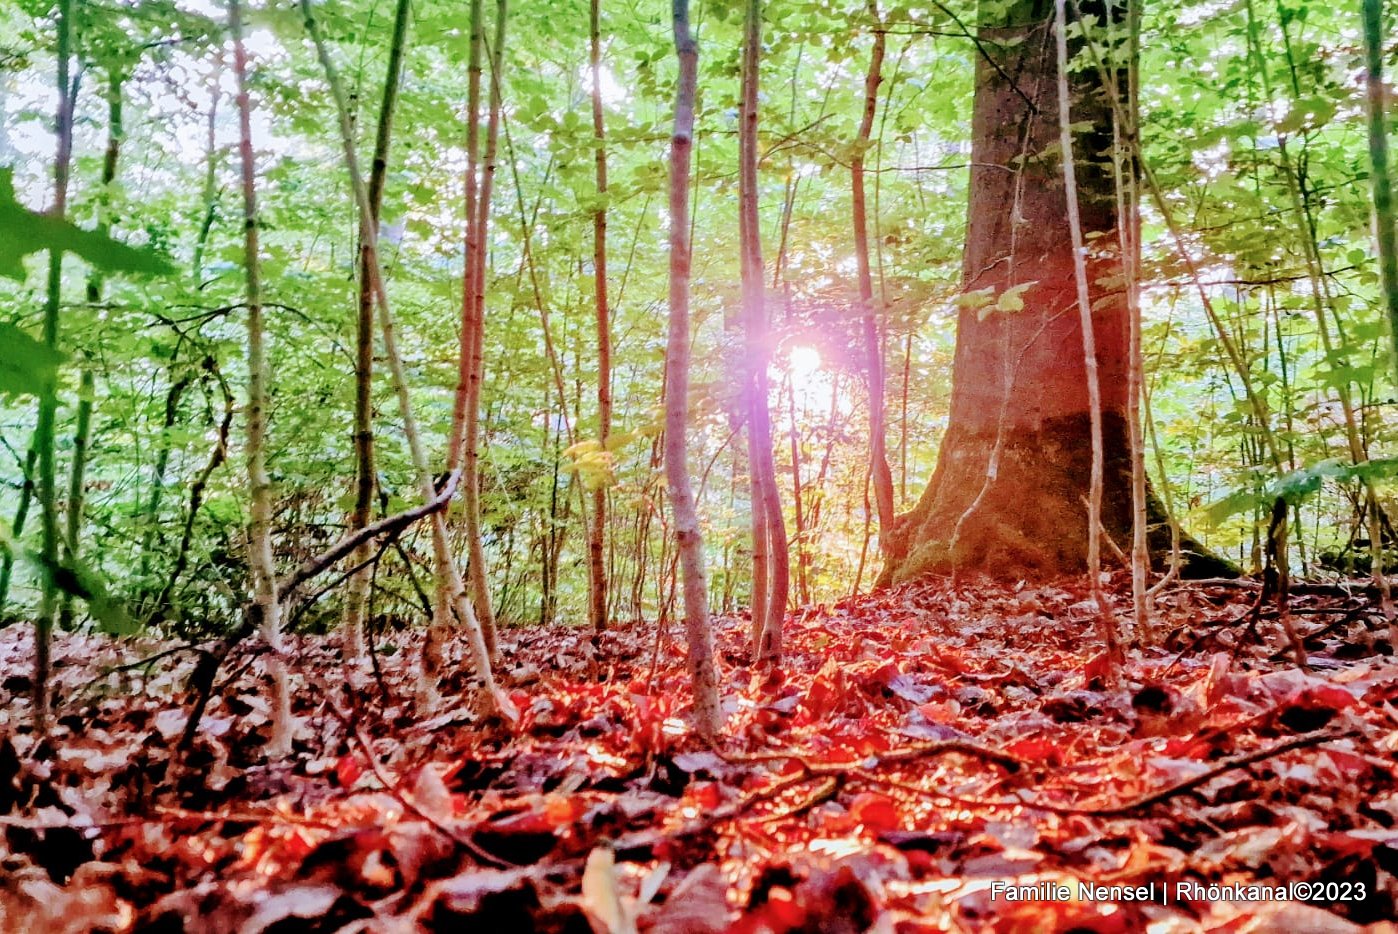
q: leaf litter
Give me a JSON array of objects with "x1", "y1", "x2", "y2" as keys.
[{"x1": 0, "y1": 573, "x2": 1395, "y2": 932}]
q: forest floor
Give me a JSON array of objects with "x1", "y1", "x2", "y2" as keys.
[{"x1": 1, "y1": 575, "x2": 1396, "y2": 933}]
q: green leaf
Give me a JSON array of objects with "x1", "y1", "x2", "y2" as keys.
[
  {"x1": 21, "y1": 547, "x2": 137, "y2": 635},
  {"x1": 0, "y1": 167, "x2": 175, "y2": 280},
  {"x1": 954, "y1": 287, "x2": 995, "y2": 314},
  {"x1": 994, "y1": 281, "x2": 1036, "y2": 313},
  {"x1": 0, "y1": 322, "x2": 65, "y2": 397},
  {"x1": 1203, "y1": 458, "x2": 1398, "y2": 526}
]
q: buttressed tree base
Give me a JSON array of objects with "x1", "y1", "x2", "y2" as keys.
[{"x1": 879, "y1": 0, "x2": 1228, "y2": 584}]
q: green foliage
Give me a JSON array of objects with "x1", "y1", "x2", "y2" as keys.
[
  {"x1": 1205, "y1": 459, "x2": 1398, "y2": 527},
  {"x1": 0, "y1": 0, "x2": 1394, "y2": 638},
  {"x1": 0, "y1": 321, "x2": 63, "y2": 397},
  {"x1": 0, "y1": 168, "x2": 173, "y2": 281}
]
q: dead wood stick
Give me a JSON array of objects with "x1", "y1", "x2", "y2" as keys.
[
  {"x1": 180, "y1": 473, "x2": 461, "y2": 749},
  {"x1": 1070, "y1": 728, "x2": 1352, "y2": 816},
  {"x1": 324, "y1": 695, "x2": 514, "y2": 869},
  {"x1": 723, "y1": 738, "x2": 1022, "y2": 775},
  {"x1": 1177, "y1": 577, "x2": 1390, "y2": 598},
  {"x1": 867, "y1": 729, "x2": 1349, "y2": 818},
  {"x1": 277, "y1": 469, "x2": 460, "y2": 602},
  {"x1": 755, "y1": 775, "x2": 839, "y2": 824},
  {"x1": 612, "y1": 769, "x2": 816, "y2": 862}
]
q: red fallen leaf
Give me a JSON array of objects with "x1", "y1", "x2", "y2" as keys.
[
  {"x1": 917, "y1": 699, "x2": 960, "y2": 723},
  {"x1": 934, "y1": 648, "x2": 973, "y2": 675},
  {"x1": 1005, "y1": 735, "x2": 1065, "y2": 767},
  {"x1": 1322, "y1": 748, "x2": 1374, "y2": 779},
  {"x1": 849, "y1": 792, "x2": 901, "y2": 832},
  {"x1": 543, "y1": 794, "x2": 586, "y2": 827},
  {"x1": 1082, "y1": 651, "x2": 1113, "y2": 683},
  {"x1": 729, "y1": 886, "x2": 807, "y2": 934},
  {"x1": 334, "y1": 754, "x2": 363, "y2": 789},
  {"x1": 281, "y1": 828, "x2": 317, "y2": 863},
  {"x1": 800, "y1": 659, "x2": 845, "y2": 719},
  {"x1": 691, "y1": 781, "x2": 722, "y2": 810},
  {"x1": 1288, "y1": 684, "x2": 1355, "y2": 713}
]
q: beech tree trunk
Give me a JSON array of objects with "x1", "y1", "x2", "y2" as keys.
[
  {"x1": 741, "y1": 0, "x2": 788, "y2": 660},
  {"x1": 880, "y1": 0, "x2": 1225, "y2": 584},
  {"x1": 665, "y1": 0, "x2": 720, "y2": 740},
  {"x1": 231, "y1": 0, "x2": 293, "y2": 755},
  {"x1": 587, "y1": 0, "x2": 611, "y2": 634},
  {"x1": 343, "y1": 0, "x2": 411, "y2": 662},
  {"x1": 853, "y1": 0, "x2": 896, "y2": 560}
]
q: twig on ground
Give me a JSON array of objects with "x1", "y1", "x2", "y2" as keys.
[
  {"x1": 722, "y1": 738, "x2": 1022, "y2": 775},
  {"x1": 323, "y1": 695, "x2": 515, "y2": 870},
  {"x1": 863, "y1": 729, "x2": 1351, "y2": 818}
]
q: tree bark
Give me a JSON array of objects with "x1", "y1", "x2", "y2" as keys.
[
  {"x1": 0, "y1": 445, "x2": 37, "y2": 615},
  {"x1": 854, "y1": 0, "x2": 896, "y2": 561},
  {"x1": 300, "y1": 0, "x2": 513, "y2": 722},
  {"x1": 230, "y1": 0, "x2": 293, "y2": 756},
  {"x1": 588, "y1": 0, "x2": 611, "y2": 634},
  {"x1": 1365, "y1": 0, "x2": 1398, "y2": 386},
  {"x1": 460, "y1": 0, "x2": 509, "y2": 655},
  {"x1": 740, "y1": 0, "x2": 788, "y2": 660},
  {"x1": 32, "y1": 0, "x2": 75, "y2": 734},
  {"x1": 60, "y1": 69, "x2": 122, "y2": 630},
  {"x1": 666, "y1": 0, "x2": 720, "y2": 741},
  {"x1": 343, "y1": 0, "x2": 412, "y2": 663},
  {"x1": 880, "y1": 0, "x2": 1229, "y2": 585},
  {"x1": 1361, "y1": 0, "x2": 1398, "y2": 647}
]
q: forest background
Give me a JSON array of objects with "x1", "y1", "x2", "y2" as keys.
[{"x1": 0, "y1": 0, "x2": 1396, "y2": 670}]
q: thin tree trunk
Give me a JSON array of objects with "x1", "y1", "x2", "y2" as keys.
[
  {"x1": 1362, "y1": 0, "x2": 1398, "y2": 645},
  {"x1": 58, "y1": 368, "x2": 93, "y2": 629},
  {"x1": 746, "y1": 439, "x2": 769, "y2": 651},
  {"x1": 456, "y1": 0, "x2": 508, "y2": 656},
  {"x1": 443, "y1": 0, "x2": 485, "y2": 656},
  {"x1": 1365, "y1": 0, "x2": 1398, "y2": 389},
  {"x1": 0, "y1": 446, "x2": 37, "y2": 615},
  {"x1": 899, "y1": 330, "x2": 912, "y2": 503},
  {"x1": 853, "y1": 0, "x2": 896, "y2": 559},
  {"x1": 1055, "y1": 0, "x2": 1118, "y2": 664},
  {"x1": 1113, "y1": 0, "x2": 1150, "y2": 641},
  {"x1": 1244, "y1": 0, "x2": 1393, "y2": 625},
  {"x1": 155, "y1": 364, "x2": 233, "y2": 614},
  {"x1": 139, "y1": 368, "x2": 190, "y2": 583},
  {"x1": 344, "y1": 0, "x2": 412, "y2": 663},
  {"x1": 61, "y1": 70, "x2": 122, "y2": 629},
  {"x1": 33, "y1": 0, "x2": 76, "y2": 733},
  {"x1": 666, "y1": 0, "x2": 720, "y2": 741},
  {"x1": 193, "y1": 66, "x2": 221, "y2": 280},
  {"x1": 300, "y1": 0, "x2": 513, "y2": 722},
  {"x1": 1077, "y1": 22, "x2": 1282, "y2": 474},
  {"x1": 741, "y1": 0, "x2": 788, "y2": 661},
  {"x1": 229, "y1": 0, "x2": 292, "y2": 756},
  {"x1": 587, "y1": 0, "x2": 611, "y2": 634},
  {"x1": 785, "y1": 372, "x2": 810, "y2": 605}
]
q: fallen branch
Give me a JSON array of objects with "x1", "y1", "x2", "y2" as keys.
[
  {"x1": 863, "y1": 729, "x2": 1351, "y2": 818},
  {"x1": 277, "y1": 469, "x2": 460, "y2": 602},
  {"x1": 179, "y1": 474, "x2": 462, "y2": 749},
  {"x1": 324, "y1": 694, "x2": 515, "y2": 870},
  {"x1": 1071, "y1": 729, "x2": 1353, "y2": 816},
  {"x1": 723, "y1": 738, "x2": 1022, "y2": 775},
  {"x1": 613, "y1": 769, "x2": 817, "y2": 862}
]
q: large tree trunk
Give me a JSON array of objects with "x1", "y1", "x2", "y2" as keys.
[{"x1": 880, "y1": 0, "x2": 1226, "y2": 584}]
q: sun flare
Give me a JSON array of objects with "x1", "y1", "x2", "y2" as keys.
[{"x1": 788, "y1": 345, "x2": 822, "y2": 380}]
